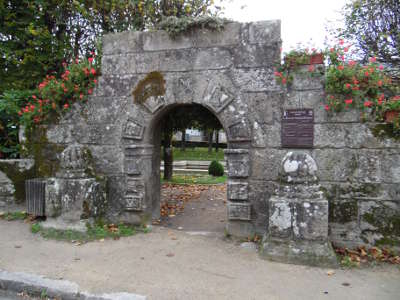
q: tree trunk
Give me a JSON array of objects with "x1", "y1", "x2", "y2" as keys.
[
  {"x1": 215, "y1": 130, "x2": 219, "y2": 152},
  {"x1": 180, "y1": 129, "x2": 186, "y2": 152},
  {"x1": 163, "y1": 130, "x2": 173, "y2": 180},
  {"x1": 208, "y1": 130, "x2": 213, "y2": 154}
]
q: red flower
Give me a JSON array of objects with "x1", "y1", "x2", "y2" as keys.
[
  {"x1": 345, "y1": 83, "x2": 351, "y2": 89},
  {"x1": 88, "y1": 57, "x2": 94, "y2": 64},
  {"x1": 348, "y1": 60, "x2": 356, "y2": 67},
  {"x1": 364, "y1": 71, "x2": 369, "y2": 76},
  {"x1": 32, "y1": 95, "x2": 37, "y2": 99},
  {"x1": 369, "y1": 57, "x2": 377, "y2": 63},
  {"x1": 88, "y1": 89, "x2": 93, "y2": 95},
  {"x1": 330, "y1": 48, "x2": 335, "y2": 53},
  {"x1": 80, "y1": 93, "x2": 84, "y2": 100},
  {"x1": 378, "y1": 80, "x2": 383, "y2": 87},
  {"x1": 379, "y1": 65, "x2": 384, "y2": 70},
  {"x1": 93, "y1": 79, "x2": 97, "y2": 84},
  {"x1": 281, "y1": 78, "x2": 287, "y2": 84},
  {"x1": 324, "y1": 105, "x2": 330, "y2": 111},
  {"x1": 90, "y1": 68, "x2": 96, "y2": 75},
  {"x1": 364, "y1": 101, "x2": 373, "y2": 107},
  {"x1": 338, "y1": 65, "x2": 344, "y2": 71},
  {"x1": 63, "y1": 103, "x2": 69, "y2": 109},
  {"x1": 339, "y1": 39, "x2": 344, "y2": 45},
  {"x1": 345, "y1": 99, "x2": 353, "y2": 105},
  {"x1": 308, "y1": 65, "x2": 315, "y2": 72}
]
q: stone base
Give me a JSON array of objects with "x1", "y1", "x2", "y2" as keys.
[
  {"x1": 41, "y1": 218, "x2": 88, "y2": 233},
  {"x1": 225, "y1": 220, "x2": 255, "y2": 238},
  {"x1": 260, "y1": 238, "x2": 339, "y2": 268}
]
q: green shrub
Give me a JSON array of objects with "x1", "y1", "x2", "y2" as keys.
[{"x1": 208, "y1": 160, "x2": 224, "y2": 177}]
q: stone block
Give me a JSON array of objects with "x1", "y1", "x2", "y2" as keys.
[
  {"x1": 225, "y1": 220, "x2": 255, "y2": 238},
  {"x1": 312, "y1": 149, "x2": 357, "y2": 182},
  {"x1": 329, "y1": 199, "x2": 358, "y2": 224},
  {"x1": 381, "y1": 150, "x2": 400, "y2": 183},
  {"x1": 268, "y1": 197, "x2": 292, "y2": 238},
  {"x1": 88, "y1": 145, "x2": 124, "y2": 175},
  {"x1": 252, "y1": 149, "x2": 287, "y2": 181},
  {"x1": 227, "y1": 120, "x2": 251, "y2": 142},
  {"x1": 101, "y1": 54, "x2": 136, "y2": 75},
  {"x1": 227, "y1": 181, "x2": 248, "y2": 201},
  {"x1": 158, "y1": 49, "x2": 195, "y2": 72},
  {"x1": 102, "y1": 31, "x2": 142, "y2": 55},
  {"x1": 193, "y1": 47, "x2": 233, "y2": 70},
  {"x1": 193, "y1": 22, "x2": 242, "y2": 47},
  {"x1": 143, "y1": 31, "x2": 193, "y2": 51},
  {"x1": 314, "y1": 124, "x2": 346, "y2": 148},
  {"x1": 353, "y1": 150, "x2": 383, "y2": 183},
  {"x1": 224, "y1": 149, "x2": 250, "y2": 178},
  {"x1": 135, "y1": 52, "x2": 161, "y2": 74},
  {"x1": 290, "y1": 65, "x2": 324, "y2": 91},
  {"x1": 232, "y1": 68, "x2": 280, "y2": 92},
  {"x1": 233, "y1": 43, "x2": 280, "y2": 68},
  {"x1": 293, "y1": 199, "x2": 329, "y2": 241},
  {"x1": 248, "y1": 20, "x2": 281, "y2": 44},
  {"x1": 227, "y1": 202, "x2": 251, "y2": 220}
]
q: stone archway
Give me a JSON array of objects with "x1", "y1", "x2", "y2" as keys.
[{"x1": 43, "y1": 20, "x2": 283, "y2": 238}]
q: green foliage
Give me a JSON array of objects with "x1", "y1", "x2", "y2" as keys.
[
  {"x1": 208, "y1": 160, "x2": 224, "y2": 177},
  {"x1": 32, "y1": 222, "x2": 140, "y2": 243},
  {"x1": 0, "y1": 90, "x2": 33, "y2": 157},
  {"x1": 18, "y1": 56, "x2": 98, "y2": 129},
  {"x1": 161, "y1": 174, "x2": 227, "y2": 184},
  {"x1": 156, "y1": 15, "x2": 227, "y2": 37},
  {"x1": 0, "y1": 211, "x2": 27, "y2": 221},
  {"x1": 338, "y1": 0, "x2": 400, "y2": 74},
  {"x1": 31, "y1": 223, "x2": 41, "y2": 233}
]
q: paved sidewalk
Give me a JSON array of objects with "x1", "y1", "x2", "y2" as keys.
[{"x1": 0, "y1": 220, "x2": 399, "y2": 300}]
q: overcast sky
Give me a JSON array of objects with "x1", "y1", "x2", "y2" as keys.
[{"x1": 220, "y1": 0, "x2": 349, "y2": 52}]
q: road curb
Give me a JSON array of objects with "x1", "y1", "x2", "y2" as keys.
[{"x1": 0, "y1": 270, "x2": 146, "y2": 299}]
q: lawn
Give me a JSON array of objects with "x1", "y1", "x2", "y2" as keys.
[
  {"x1": 163, "y1": 147, "x2": 225, "y2": 161},
  {"x1": 161, "y1": 174, "x2": 227, "y2": 185}
]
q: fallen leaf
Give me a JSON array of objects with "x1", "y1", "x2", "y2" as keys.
[
  {"x1": 166, "y1": 253, "x2": 175, "y2": 257},
  {"x1": 326, "y1": 270, "x2": 335, "y2": 276},
  {"x1": 14, "y1": 245, "x2": 22, "y2": 249}
]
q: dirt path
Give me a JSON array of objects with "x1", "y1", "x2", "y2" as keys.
[
  {"x1": 1, "y1": 220, "x2": 400, "y2": 300},
  {"x1": 159, "y1": 184, "x2": 227, "y2": 233}
]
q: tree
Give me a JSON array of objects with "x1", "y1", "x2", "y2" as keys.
[
  {"x1": 338, "y1": 0, "x2": 400, "y2": 74},
  {"x1": 0, "y1": 0, "x2": 219, "y2": 94}
]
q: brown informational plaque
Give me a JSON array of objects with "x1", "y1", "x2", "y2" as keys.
[{"x1": 281, "y1": 109, "x2": 314, "y2": 148}]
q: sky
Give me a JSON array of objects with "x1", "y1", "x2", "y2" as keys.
[{"x1": 220, "y1": 0, "x2": 349, "y2": 52}]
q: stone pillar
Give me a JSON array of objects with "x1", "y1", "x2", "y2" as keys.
[
  {"x1": 260, "y1": 151, "x2": 338, "y2": 267},
  {"x1": 44, "y1": 144, "x2": 106, "y2": 231},
  {"x1": 224, "y1": 149, "x2": 254, "y2": 237}
]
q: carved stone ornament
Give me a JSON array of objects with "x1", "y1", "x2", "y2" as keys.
[{"x1": 122, "y1": 119, "x2": 145, "y2": 140}]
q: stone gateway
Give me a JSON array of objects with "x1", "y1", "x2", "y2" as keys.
[{"x1": 1, "y1": 20, "x2": 399, "y2": 265}]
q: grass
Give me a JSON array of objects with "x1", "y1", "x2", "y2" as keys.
[
  {"x1": 163, "y1": 147, "x2": 225, "y2": 161},
  {"x1": 161, "y1": 174, "x2": 227, "y2": 185},
  {"x1": 0, "y1": 211, "x2": 27, "y2": 221},
  {"x1": 31, "y1": 222, "x2": 150, "y2": 243}
]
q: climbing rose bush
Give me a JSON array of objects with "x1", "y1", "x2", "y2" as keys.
[
  {"x1": 18, "y1": 56, "x2": 99, "y2": 128},
  {"x1": 324, "y1": 40, "x2": 395, "y2": 113}
]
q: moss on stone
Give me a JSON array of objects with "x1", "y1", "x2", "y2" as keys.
[
  {"x1": 362, "y1": 205, "x2": 400, "y2": 246},
  {"x1": 132, "y1": 71, "x2": 165, "y2": 104},
  {"x1": 329, "y1": 199, "x2": 358, "y2": 223},
  {"x1": 22, "y1": 126, "x2": 64, "y2": 178},
  {"x1": 371, "y1": 123, "x2": 400, "y2": 141},
  {"x1": 0, "y1": 162, "x2": 35, "y2": 203}
]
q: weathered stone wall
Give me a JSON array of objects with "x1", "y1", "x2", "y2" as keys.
[
  {"x1": 20, "y1": 20, "x2": 399, "y2": 248},
  {"x1": 0, "y1": 159, "x2": 35, "y2": 208}
]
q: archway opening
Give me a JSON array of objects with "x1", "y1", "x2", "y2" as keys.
[{"x1": 150, "y1": 103, "x2": 228, "y2": 234}]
